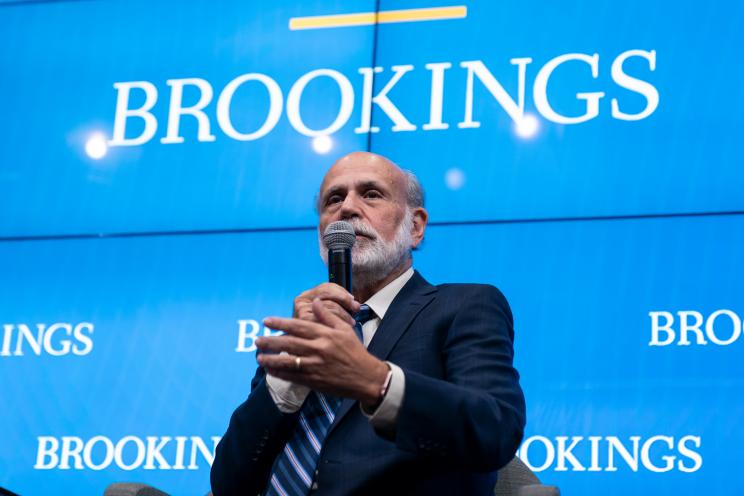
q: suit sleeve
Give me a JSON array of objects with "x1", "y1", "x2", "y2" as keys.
[
  {"x1": 210, "y1": 366, "x2": 300, "y2": 496},
  {"x1": 390, "y1": 285, "x2": 526, "y2": 472}
]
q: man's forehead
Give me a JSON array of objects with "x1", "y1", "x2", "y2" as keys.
[{"x1": 320, "y1": 154, "x2": 404, "y2": 194}]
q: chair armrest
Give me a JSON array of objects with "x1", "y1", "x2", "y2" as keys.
[
  {"x1": 517, "y1": 484, "x2": 561, "y2": 496},
  {"x1": 103, "y1": 483, "x2": 170, "y2": 496}
]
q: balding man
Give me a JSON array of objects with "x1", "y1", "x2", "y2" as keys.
[{"x1": 211, "y1": 152, "x2": 525, "y2": 496}]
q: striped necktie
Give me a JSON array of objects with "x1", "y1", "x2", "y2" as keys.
[{"x1": 265, "y1": 304, "x2": 375, "y2": 496}]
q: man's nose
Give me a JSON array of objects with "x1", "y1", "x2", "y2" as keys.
[{"x1": 338, "y1": 193, "x2": 362, "y2": 219}]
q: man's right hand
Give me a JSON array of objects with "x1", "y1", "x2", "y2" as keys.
[{"x1": 293, "y1": 283, "x2": 360, "y2": 326}]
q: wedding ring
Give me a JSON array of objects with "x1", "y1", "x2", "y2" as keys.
[{"x1": 294, "y1": 356, "x2": 302, "y2": 371}]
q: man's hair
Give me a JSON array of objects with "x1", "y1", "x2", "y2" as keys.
[
  {"x1": 403, "y1": 170, "x2": 425, "y2": 251},
  {"x1": 403, "y1": 170, "x2": 425, "y2": 209}
]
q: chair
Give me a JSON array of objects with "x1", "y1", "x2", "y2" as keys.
[
  {"x1": 103, "y1": 483, "x2": 169, "y2": 496},
  {"x1": 104, "y1": 456, "x2": 559, "y2": 496},
  {"x1": 494, "y1": 457, "x2": 560, "y2": 496}
]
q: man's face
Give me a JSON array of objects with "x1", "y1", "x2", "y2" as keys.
[{"x1": 317, "y1": 153, "x2": 423, "y2": 280}]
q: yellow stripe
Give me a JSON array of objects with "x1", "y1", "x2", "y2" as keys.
[
  {"x1": 377, "y1": 6, "x2": 467, "y2": 24},
  {"x1": 289, "y1": 6, "x2": 467, "y2": 31}
]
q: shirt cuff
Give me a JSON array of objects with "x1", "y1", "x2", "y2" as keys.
[
  {"x1": 265, "y1": 371, "x2": 310, "y2": 413},
  {"x1": 361, "y1": 362, "x2": 405, "y2": 432}
]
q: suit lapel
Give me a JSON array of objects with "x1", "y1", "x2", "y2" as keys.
[
  {"x1": 366, "y1": 271, "x2": 436, "y2": 360},
  {"x1": 328, "y1": 271, "x2": 437, "y2": 435}
]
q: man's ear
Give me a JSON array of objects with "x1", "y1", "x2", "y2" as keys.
[{"x1": 410, "y1": 207, "x2": 428, "y2": 249}]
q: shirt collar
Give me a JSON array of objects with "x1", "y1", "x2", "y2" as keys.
[{"x1": 364, "y1": 267, "x2": 415, "y2": 320}]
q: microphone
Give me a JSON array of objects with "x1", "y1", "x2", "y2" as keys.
[{"x1": 323, "y1": 221, "x2": 356, "y2": 293}]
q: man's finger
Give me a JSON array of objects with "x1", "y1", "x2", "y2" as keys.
[
  {"x1": 296, "y1": 303, "x2": 353, "y2": 326},
  {"x1": 311, "y1": 283, "x2": 360, "y2": 313},
  {"x1": 323, "y1": 301, "x2": 357, "y2": 326},
  {"x1": 255, "y1": 335, "x2": 314, "y2": 356},
  {"x1": 297, "y1": 308, "x2": 315, "y2": 322},
  {"x1": 258, "y1": 353, "x2": 322, "y2": 374},
  {"x1": 312, "y1": 298, "x2": 354, "y2": 331},
  {"x1": 262, "y1": 316, "x2": 321, "y2": 338}
]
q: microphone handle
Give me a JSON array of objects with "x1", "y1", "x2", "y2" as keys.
[{"x1": 328, "y1": 248, "x2": 352, "y2": 293}]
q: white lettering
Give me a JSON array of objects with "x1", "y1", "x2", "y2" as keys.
[
  {"x1": 287, "y1": 69, "x2": 354, "y2": 137},
  {"x1": 588, "y1": 436, "x2": 602, "y2": 471},
  {"x1": 1, "y1": 322, "x2": 95, "y2": 357},
  {"x1": 354, "y1": 67, "x2": 383, "y2": 133},
  {"x1": 173, "y1": 436, "x2": 188, "y2": 470},
  {"x1": 236, "y1": 319, "x2": 260, "y2": 352},
  {"x1": 236, "y1": 320, "x2": 282, "y2": 352},
  {"x1": 34, "y1": 437, "x2": 60, "y2": 469},
  {"x1": 37, "y1": 435, "x2": 222, "y2": 471},
  {"x1": 83, "y1": 436, "x2": 115, "y2": 471},
  {"x1": 519, "y1": 435, "x2": 555, "y2": 472},
  {"x1": 15, "y1": 324, "x2": 43, "y2": 356},
  {"x1": 144, "y1": 436, "x2": 172, "y2": 470},
  {"x1": 555, "y1": 436, "x2": 586, "y2": 471},
  {"x1": 611, "y1": 49, "x2": 659, "y2": 121},
  {"x1": 161, "y1": 78, "x2": 216, "y2": 144},
  {"x1": 650, "y1": 310, "x2": 742, "y2": 346},
  {"x1": 423, "y1": 62, "x2": 452, "y2": 130},
  {"x1": 640, "y1": 435, "x2": 675, "y2": 473},
  {"x1": 677, "y1": 435, "x2": 703, "y2": 473},
  {"x1": 705, "y1": 309, "x2": 741, "y2": 345},
  {"x1": 354, "y1": 65, "x2": 416, "y2": 133},
  {"x1": 606, "y1": 436, "x2": 640, "y2": 472},
  {"x1": 1, "y1": 323, "x2": 13, "y2": 356},
  {"x1": 109, "y1": 52, "x2": 660, "y2": 146},
  {"x1": 59, "y1": 436, "x2": 84, "y2": 469},
  {"x1": 534, "y1": 53, "x2": 605, "y2": 124},
  {"x1": 678, "y1": 310, "x2": 706, "y2": 345},
  {"x1": 216, "y1": 73, "x2": 283, "y2": 141},
  {"x1": 188, "y1": 436, "x2": 219, "y2": 470},
  {"x1": 109, "y1": 81, "x2": 158, "y2": 146},
  {"x1": 72, "y1": 323, "x2": 95, "y2": 356},
  {"x1": 518, "y1": 435, "x2": 702, "y2": 473},
  {"x1": 114, "y1": 436, "x2": 146, "y2": 471},
  {"x1": 459, "y1": 58, "x2": 531, "y2": 128},
  {"x1": 43, "y1": 323, "x2": 72, "y2": 357},
  {"x1": 649, "y1": 311, "x2": 676, "y2": 346}
]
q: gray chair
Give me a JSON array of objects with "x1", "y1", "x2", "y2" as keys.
[
  {"x1": 103, "y1": 483, "x2": 211, "y2": 496},
  {"x1": 104, "y1": 456, "x2": 559, "y2": 496},
  {"x1": 495, "y1": 457, "x2": 560, "y2": 496},
  {"x1": 103, "y1": 483, "x2": 169, "y2": 496}
]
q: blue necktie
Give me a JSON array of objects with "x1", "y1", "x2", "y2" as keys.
[{"x1": 265, "y1": 304, "x2": 375, "y2": 496}]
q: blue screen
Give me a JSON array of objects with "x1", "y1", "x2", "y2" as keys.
[{"x1": 1, "y1": 0, "x2": 742, "y2": 494}]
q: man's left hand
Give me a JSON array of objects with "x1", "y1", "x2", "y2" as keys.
[{"x1": 256, "y1": 299, "x2": 389, "y2": 409}]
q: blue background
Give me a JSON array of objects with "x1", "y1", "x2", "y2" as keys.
[{"x1": 1, "y1": 0, "x2": 742, "y2": 494}]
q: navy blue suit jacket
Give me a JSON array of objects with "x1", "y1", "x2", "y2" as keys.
[{"x1": 211, "y1": 271, "x2": 525, "y2": 495}]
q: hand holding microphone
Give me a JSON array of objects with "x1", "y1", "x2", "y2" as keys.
[
  {"x1": 292, "y1": 221, "x2": 360, "y2": 326},
  {"x1": 256, "y1": 221, "x2": 389, "y2": 404}
]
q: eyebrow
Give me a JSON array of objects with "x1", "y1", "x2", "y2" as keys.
[
  {"x1": 321, "y1": 180, "x2": 388, "y2": 203},
  {"x1": 321, "y1": 185, "x2": 347, "y2": 203}
]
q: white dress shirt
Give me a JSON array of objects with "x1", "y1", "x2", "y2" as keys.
[{"x1": 265, "y1": 267, "x2": 414, "y2": 432}]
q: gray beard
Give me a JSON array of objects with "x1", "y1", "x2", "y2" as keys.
[{"x1": 319, "y1": 210, "x2": 414, "y2": 292}]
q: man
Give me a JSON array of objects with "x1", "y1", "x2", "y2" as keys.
[{"x1": 211, "y1": 152, "x2": 525, "y2": 495}]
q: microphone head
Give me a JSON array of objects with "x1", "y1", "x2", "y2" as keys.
[{"x1": 323, "y1": 221, "x2": 356, "y2": 251}]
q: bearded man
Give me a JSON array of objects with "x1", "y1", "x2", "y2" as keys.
[{"x1": 211, "y1": 152, "x2": 525, "y2": 496}]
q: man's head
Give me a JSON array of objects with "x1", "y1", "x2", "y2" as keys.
[{"x1": 317, "y1": 152, "x2": 428, "y2": 291}]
